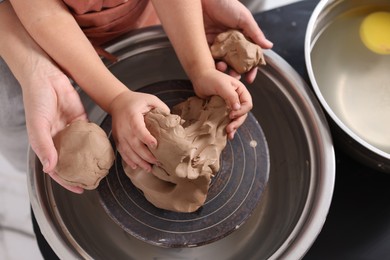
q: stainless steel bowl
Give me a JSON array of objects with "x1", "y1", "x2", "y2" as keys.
[
  {"x1": 305, "y1": 0, "x2": 390, "y2": 172},
  {"x1": 28, "y1": 27, "x2": 335, "y2": 260}
]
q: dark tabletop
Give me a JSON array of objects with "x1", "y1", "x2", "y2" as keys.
[{"x1": 255, "y1": 1, "x2": 390, "y2": 259}]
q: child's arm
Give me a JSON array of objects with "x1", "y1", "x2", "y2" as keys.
[
  {"x1": 152, "y1": 0, "x2": 252, "y2": 139},
  {"x1": 151, "y1": 0, "x2": 215, "y2": 83}
]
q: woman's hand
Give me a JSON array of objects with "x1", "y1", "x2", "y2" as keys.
[
  {"x1": 1, "y1": 1, "x2": 87, "y2": 193},
  {"x1": 22, "y1": 59, "x2": 88, "y2": 194},
  {"x1": 201, "y1": 0, "x2": 273, "y2": 83}
]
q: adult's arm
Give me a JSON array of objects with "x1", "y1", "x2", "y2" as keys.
[
  {"x1": 0, "y1": 0, "x2": 87, "y2": 193},
  {"x1": 8, "y1": 0, "x2": 129, "y2": 113}
]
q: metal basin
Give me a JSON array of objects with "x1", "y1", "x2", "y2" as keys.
[
  {"x1": 305, "y1": 0, "x2": 390, "y2": 172},
  {"x1": 28, "y1": 27, "x2": 334, "y2": 259}
]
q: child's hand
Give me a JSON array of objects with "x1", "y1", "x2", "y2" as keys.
[
  {"x1": 192, "y1": 69, "x2": 252, "y2": 140},
  {"x1": 109, "y1": 90, "x2": 170, "y2": 171}
]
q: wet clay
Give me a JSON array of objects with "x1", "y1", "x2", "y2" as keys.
[
  {"x1": 210, "y1": 29, "x2": 266, "y2": 74},
  {"x1": 53, "y1": 121, "x2": 115, "y2": 190},
  {"x1": 123, "y1": 96, "x2": 230, "y2": 212}
]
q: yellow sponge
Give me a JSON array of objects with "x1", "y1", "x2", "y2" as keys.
[{"x1": 360, "y1": 11, "x2": 390, "y2": 55}]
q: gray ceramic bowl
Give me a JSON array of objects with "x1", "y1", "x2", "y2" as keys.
[
  {"x1": 305, "y1": 0, "x2": 390, "y2": 172},
  {"x1": 28, "y1": 27, "x2": 334, "y2": 259}
]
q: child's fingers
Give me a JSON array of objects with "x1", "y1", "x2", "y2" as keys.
[
  {"x1": 226, "y1": 113, "x2": 248, "y2": 140},
  {"x1": 130, "y1": 138, "x2": 156, "y2": 168},
  {"x1": 216, "y1": 61, "x2": 228, "y2": 72},
  {"x1": 219, "y1": 80, "x2": 252, "y2": 119},
  {"x1": 127, "y1": 148, "x2": 153, "y2": 172},
  {"x1": 119, "y1": 147, "x2": 138, "y2": 170},
  {"x1": 216, "y1": 79, "x2": 245, "y2": 112},
  {"x1": 119, "y1": 139, "x2": 153, "y2": 172},
  {"x1": 228, "y1": 69, "x2": 242, "y2": 81},
  {"x1": 128, "y1": 115, "x2": 158, "y2": 165},
  {"x1": 229, "y1": 83, "x2": 253, "y2": 119},
  {"x1": 227, "y1": 113, "x2": 248, "y2": 133},
  {"x1": 148, "y1": 95, "x2": 170, "y2": 115},
  {"x1": 222, "y1": 90, "x2": 241, "y2": 112},
  {"x1": 133, "y1": 118, "x2": 158, "y2": 151}
]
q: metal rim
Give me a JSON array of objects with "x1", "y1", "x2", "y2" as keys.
[
  {"x1": 304, "y1": 0, "x2": 390, "y2": 162},
  {"x1": 261, "y1": 50, "x2": 335, "y2": 260},
  {"x1": 29, "y1": 26, "x2": 335, "y2": 259}
]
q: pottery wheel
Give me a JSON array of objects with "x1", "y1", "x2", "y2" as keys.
[{"x1": 98, "y1": 80, "x2": 269, "y2": 248}]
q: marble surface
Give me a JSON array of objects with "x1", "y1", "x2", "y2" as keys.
[{"x1": 0, "y1": 0, "x2": 302, "y2": 259}]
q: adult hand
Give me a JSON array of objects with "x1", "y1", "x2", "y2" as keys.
[
  {"x1": 201, "y1": 0, "x2": 273, "y2": 83},
  {"x1": 21, "y1": 58, "x2": 87, "y2": 194},
  {"x1": 0, "y1": 1, "x2": 87, "y2": 193}
]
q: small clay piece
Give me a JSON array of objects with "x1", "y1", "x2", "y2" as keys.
[
  {"x1": 53, "y1": 121, "x2": 115, "y2": 190},
  {"x1": 210, "y1": 29, "x2": 266, "y2": 74},
  {"x1": 123, "y1": 96, "x2": 230, "y2": 212}
]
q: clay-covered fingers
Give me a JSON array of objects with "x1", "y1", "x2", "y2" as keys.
[
  {"x1": 222, "y1": 80, "x2": 252, "y2": 139},
  {"x1": 109, "y1": 91, "x2": 170, "y2": 172},
  {"x1": 227, "y1": 80, "x2": 253, "y2": 119},
  {"x1": 119, "y1": 129, "x2": 157, "y2": 172},
  {"x1": 193, "y1": 71, "x2": 252, "y2": 118},
  {"x1": 118, "y1": 142, "x2": 154, "y2": 172},
  {"x1": 226, "y1": 112, "x2": 248, "y2": 140},
  {"x1": 200, "y1": 76, "x2": 252, "y2": 140},
  {"x1": 115, "y1": 124, "x2": 156, "y2": 172},
  {"x1": 192, "y1": 68, "x2": 253, "y2": 140}
]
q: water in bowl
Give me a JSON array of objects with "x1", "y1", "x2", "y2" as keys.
[{"x1": 311, "y1": 7, "x2": 390, "y2": 154}]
